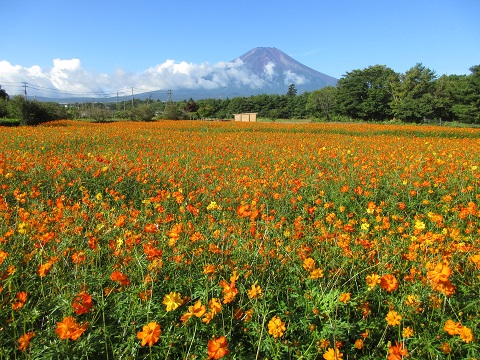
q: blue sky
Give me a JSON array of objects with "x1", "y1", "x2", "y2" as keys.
[{"x1": 1, "y1": 0, "x2": 479, "y2": 97}]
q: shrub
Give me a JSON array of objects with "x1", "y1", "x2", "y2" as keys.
[{"x1": 7, "y1": 96, "x2": 67, "y2": 125}]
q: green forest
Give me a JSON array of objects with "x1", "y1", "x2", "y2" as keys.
[{"x1": 1, "y1": 63, "x2": 479, "y2": 125}]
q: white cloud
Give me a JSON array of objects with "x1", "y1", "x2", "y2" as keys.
[
  {"x1": 53, "y1": 58, "x2": 81, "y2": 71},
  {"x1": 0, "y1": 57, "x2": 269, "y2": 98},
  {"x1": 283, "y1": 70, "x2": 307, "y2": 85},
  {"x1": 264, "y1": 61, "x2": 276, "y2": 80}
]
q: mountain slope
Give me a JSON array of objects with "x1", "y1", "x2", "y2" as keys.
[{"x1": 235, "y1": 47, "x2": 337, "y2": 93}]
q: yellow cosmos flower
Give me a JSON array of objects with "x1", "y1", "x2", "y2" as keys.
[
  {"x1": 163, "y1": 292, "x2": 183, "y2": 312},
  {"x1": 402, "y1": 326, "x2": 414, "y2": 338},
  {"x1": 365, "y1": 273, "x2": 381, "y2": 289}
]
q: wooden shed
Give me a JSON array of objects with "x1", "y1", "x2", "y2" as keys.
[{"x1": 234, "y1": 113, "x2": 257, "y2": 122}]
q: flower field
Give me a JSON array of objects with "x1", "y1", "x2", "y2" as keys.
[{"x1": 0, "y1": 120, "x2": 479, "y2": 359}]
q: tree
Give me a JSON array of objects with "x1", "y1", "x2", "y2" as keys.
[
  {"x1": 392, "y1": 63, "x2": 437, "y2": 122},
  {"x1": 286, "y1": 84, "x2": 297, "y2": 97},
  {"x1": 306, "y1": 86, "x2": 338, "y2": 120},
  {"x1": 130, "y1": 103, "x2": 155, "y2": 121},
  {"x1": 0, "y1": 88, "x2": 9, "y2": 101},
  {"x1": 336, "y1": 65, "x2": 399, "y2": 121},
  {"x1": 0, "y1": 89, "x2": 9, "y2": 117},
  {"x1": 432, "y1": 74, "x2": 461, "y2": 122},
  {"x1": 184, "y1": 98, "x2": 199, "y2": 113},
  {"x1": 0, "y1": 99, "x2": 8, "y2": 118},
  {"x1": 86, "y1": 106, "x2": 110, "y2": 122},
  {"x1": 268, "y1": 109, "x2": 281, "y2": 122},
  {"x1": 163, "y1": 103, "x2": 185, "y2": 120},
  {"x1": 451, "y1": 65, "x2": 480, "y2": 123}
]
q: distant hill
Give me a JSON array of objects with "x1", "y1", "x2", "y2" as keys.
[{"x1": 35, "y1": 47, "x2": 338, "y2": 102}]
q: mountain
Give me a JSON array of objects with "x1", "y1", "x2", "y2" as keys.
[
  {"x1": 157, "y1": 47, "x2": 337, "y2": 100},
  {"x1": 235, "y1": 47, "x2": 337, "y2": 94}
]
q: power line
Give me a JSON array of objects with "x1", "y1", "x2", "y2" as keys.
[{"x1": 0, "y1": 81, "x2": 175, "y2": 102}]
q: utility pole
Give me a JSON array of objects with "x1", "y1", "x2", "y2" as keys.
[{"x1": 22, "y1": 82, "x2": 28, "y2": 99}]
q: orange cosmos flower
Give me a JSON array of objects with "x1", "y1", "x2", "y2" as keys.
[
  {"x1": 387, "y1": 341, "x2": 408, "y2": 360},
  {"x1": 427, "y1": 263, "x2": 452, "y2": 284},
  {"x1": 366, "y1": 201, "x2": 376, "y2": 214},
  {"x1": 143, "y1": 243, "x2": 163, "y2": 260},
  {"x1": 219, "y1": 279, "x2": 238, "y2": 304},
  {"x1": 38, "y1": 262, "x2": 54, "y2": 277},
  {"x1": 385, "y1": 310, "x2": 402, "y2": 326},
  {"x1": 136, "y1": 322, "x2": 161, "y2": 347},
  {"x1": 15, "y1": 291, "x2": 27, "y2": 302},
  {"x1": 236, "y1": 204, "x2": 251, "y2": 218},
  {"x1": 444, "y1": 320, "x2": 474, "y2": 342},
  {"x1": 354, "y1": 339, "x2": 364, "y2": 350},
  {"x1": 0, "y1": 250, "x2": 8, "y2": 265},
  {"x1": 202, "y1": 311, "x2": 215, "y2": 325},
  {"x1": 439, "y1": 341, "x2": 451, "y2": 354},
  {"x1": 458, "y1": 325, "x2": 474, "y2": 343},
  {"x1": 71, "y1": 251, "x2": 86, "y2": 264},
  {"x1": 207, "y1": 336, "x2": 230, "y2": 359},
  {"x1": 203, "y1": 264, "x2": 216, "y2": 275},
  {"x1": 18, "y1": 331, "x2": 35, "y2": 351},
  {"x1": 302, "y1": 257, "x2": 316, "y2": 272},
  {"x1": 380, "y1": 274, "x2": 398, "y2": 292},
  {"x1": 139, "y1": 290, "x2": 152, "y2": 301},
  {"x1": 144, "y1": 223, "x2": 158, "y2": 233},
  {"x1": 163, "y1": 291, "x2": 183, "y2": 312},
  {"x1": 72, "y1": 292, "x2": 93, "y2": 315},
  {"x1": 268, "y1": 316, "x2": 286, "y2": 338},
  {"x1": 12, "y1": 291, "x2": 27, "y2": 310},
  {"x1": 310, "y1": 268, "x2": 324, "y2": 279},
  {"x1": 56, "y1": 316, "x2": 88, "y2": 340},
  {"x1": 180, "y1": 311, "x2": 193, "y2": 323},
  {"x1": 181, "y1": 299, "x2": 207, "y2": 322},
  {"x1": 469, "y1": 253, "x2": 480, "y2": 268},
  {"x1": 208, "y1": 298, "x2": 222, "y2": 314},
  {"x1": 338, "y1": 292, "x2": 351, "y2": 304},
  {"x1": 247, "y1": 284, "x2": 263, "y2": 299},
  {"x1": 110, "y1": 270, "x2": 131, "y2": 286},
  {"x1": 243, "y1": 308, "x2": 254, "y2": 322},
  {"x1": 323, "y1": 347, "x2": 343, "y2": 360},
  {"x1": 432, "y1": 279, "x2": 456, "y2": 296}
]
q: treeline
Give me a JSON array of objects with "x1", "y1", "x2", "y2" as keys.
[
  {"x1": 1, "y1": 63, "x2": 479, "y2": 125},
  {"x1": 192, "y1": 63, "x2": 480, "y2": 124}
]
